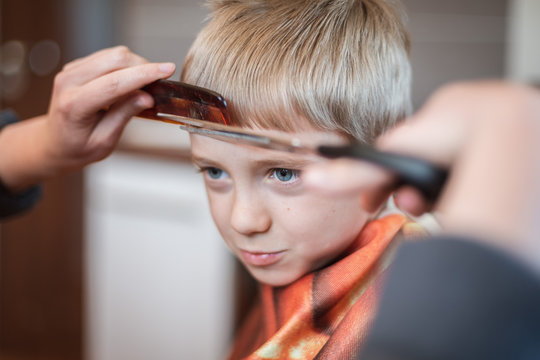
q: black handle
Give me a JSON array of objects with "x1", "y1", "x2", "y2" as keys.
[{"x1": 317, "y1": 144, "x2": 449, "y2": 203}]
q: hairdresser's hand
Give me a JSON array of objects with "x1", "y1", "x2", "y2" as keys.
[
  {"x1": 305, "y1": 81, "x2": 540, "y2": 268},
  {"x1": 0, "y1": 46, "x2": 175, "y2": 192}
]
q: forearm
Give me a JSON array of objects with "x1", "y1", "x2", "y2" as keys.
[{"x1": 0, "y1": 115, "x2": 57, "y2": 193}]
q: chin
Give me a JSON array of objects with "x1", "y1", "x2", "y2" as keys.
[{"x1": 248, "y1": 266, "x2": 304, "y2": 287}]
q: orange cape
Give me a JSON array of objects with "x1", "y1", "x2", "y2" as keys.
[{"x1": 228, "y1": 214, "x2": 409, "y2": 359}]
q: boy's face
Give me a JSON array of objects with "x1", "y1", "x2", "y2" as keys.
[{"x1": 190, "y1": 129, "x2": 371, "y2": 286}]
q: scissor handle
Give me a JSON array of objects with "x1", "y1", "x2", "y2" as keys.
[{"x1": 317, "y1": 144, "x2": 449, "y2": 203}]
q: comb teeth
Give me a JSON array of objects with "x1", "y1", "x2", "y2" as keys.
[{"x1": 156, "y1": 112, "x2": 204, "y2": 127}]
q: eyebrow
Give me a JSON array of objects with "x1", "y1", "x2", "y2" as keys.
[
  {"x1": 191, "y1": 154, "x2": 317, "y2": 169},
  {"x1": 191, "y1": 155, "x2": 219, "y2": 167},
  {"x1": 249, "y1": 158, "x2": 316, "y2": 169}
]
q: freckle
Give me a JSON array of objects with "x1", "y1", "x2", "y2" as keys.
[{"x1": 287, "y1": 208, "x2": 290, "y2": 211}]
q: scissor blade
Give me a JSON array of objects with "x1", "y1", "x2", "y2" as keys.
[{"x1": 157, "y1": 112, "x2": 312, "y2": 153}]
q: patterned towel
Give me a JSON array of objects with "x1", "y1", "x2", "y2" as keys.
[{"x1": 228, "y1": 214, "x2": 416, "y2": 359}]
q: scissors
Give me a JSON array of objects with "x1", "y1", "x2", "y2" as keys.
[{"x1": 137, "y1": 79, "x2": 448, "y2": 203}]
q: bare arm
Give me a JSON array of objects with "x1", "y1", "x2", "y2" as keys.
[{"x1": 0, "y1": 46, "x2": 176, "y2": 193}]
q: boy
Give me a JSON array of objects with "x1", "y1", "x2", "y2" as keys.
[{"x1": 180, "y1": 0, "x2": 412, "y2": 358}]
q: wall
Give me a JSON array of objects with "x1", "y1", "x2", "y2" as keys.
[
  {"x1": 507, "y1": 0, "x2": 540, "y2": 82},
  {"x1": 402, "y1": 0, "x2": 508, "y2": 109}
]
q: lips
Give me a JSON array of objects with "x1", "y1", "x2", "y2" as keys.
[{"x1": 239, "y1": 249, "x2": 286, "y2": 266}]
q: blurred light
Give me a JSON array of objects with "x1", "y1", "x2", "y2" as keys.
[
  {"x1": 0, "y1": 40, "x2": 29, "y2": 101},
  {"x1": 29, "y1": 40, "x2": 61, "y2": 76},
  {"x1": 0, "y1": 40, "x2": 26, "y2": 76}
]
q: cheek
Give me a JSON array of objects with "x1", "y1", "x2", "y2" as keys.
[
  {"x1": 206, "y1": 191, "x2": 233, "y2": 238},
  {"x1": 277, "y1": 195, "x2": 368, "y2": 240},
  {"x1": 276, "y1": 195, "x2": 369, "y2": 273}
]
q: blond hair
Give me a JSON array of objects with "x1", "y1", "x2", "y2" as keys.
[{"x1": 181, "y1": 0, "x2": 411, "y2": 143}]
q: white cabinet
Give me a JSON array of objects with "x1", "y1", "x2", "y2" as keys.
[{"x1": 85, "y1": 153, "x2": 234, "y2": 360}]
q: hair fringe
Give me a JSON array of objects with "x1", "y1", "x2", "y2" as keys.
[{"x1": 182, "y1": 0, "x2": 412, "y2": 144}]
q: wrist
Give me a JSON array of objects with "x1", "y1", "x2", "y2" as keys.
[{"x1": 0, "y1": 114, "x2": 59, "y2": 193}]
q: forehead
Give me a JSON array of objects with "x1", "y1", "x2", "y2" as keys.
[{"x1": 190, "y1": 128, "x2": 346, "y2": 165}]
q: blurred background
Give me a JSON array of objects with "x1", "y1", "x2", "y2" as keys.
[{"x1": 0, "y1": 0, "x2": 538, "y2": 359}]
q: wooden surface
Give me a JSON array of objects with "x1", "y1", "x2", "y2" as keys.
[{"x1": 0, "y1": 1, "x2": 84, "y2": 360}]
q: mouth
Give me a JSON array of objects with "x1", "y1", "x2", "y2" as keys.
[{"x1": 239, "y1": 249, "x2": 286, "y2": 267}]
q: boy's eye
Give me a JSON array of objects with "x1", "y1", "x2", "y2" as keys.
[
  {"x1": 205, "y1": 167, "x2": 227, "y2": 179},
  {"x1": 272, "y1": 168, "x2": 299, "y2": 182}
]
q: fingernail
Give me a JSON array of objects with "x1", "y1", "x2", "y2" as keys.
[{"x1": 159, "y1": 62, "x2": 176, "y2": 74}]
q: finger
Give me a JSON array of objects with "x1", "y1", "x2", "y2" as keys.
[
  {"x1": 377, "y1": 85, "x2": 472, "y2": 166},
  {"x1": 61, "y1": 56, "x2": 88, "y2": 72},
  {"x1": 303, "y1": 158, "x2": 394, "y2": 196},
  {"x1": 60, "y1": 47, "x2": 118, "y2": 71},
  {"x1": 68, "y1": 62, "x2": 175, "y2": 119},
  {"x1": 86, "y1": 90, "x2": 154, "y2": 160},
  {"x1": 378, "y1": 119, "x2": 459, "y2": 167},
  {"x1": 393, "y1": 185, "x2": 432, "y2": 216},
  {"x1": 61, "y1": 46, "x2": 127, "y2": 71},
  {"x1": 58, "y1": 46, "x2": 150, "y2": 87}
]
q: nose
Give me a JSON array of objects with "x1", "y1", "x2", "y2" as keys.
[{"x1": 230, "y1": 189, "x2": 271, "y2": 236}]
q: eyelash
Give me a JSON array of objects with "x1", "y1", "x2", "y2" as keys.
[
  {"x1": 268, "y1": 168, "x2": 301, "y2": 185},
  {"x1": 197, "y1": 166, "x2": 301, "y2": 186},
  {"x1": 197, "y1": 166, "x2": 229, "y2": 181}
]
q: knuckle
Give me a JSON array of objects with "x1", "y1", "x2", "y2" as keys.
[
  {"x1": 61, "y1": 62, "x2": 73, "y2": 72},
  {"x1": 55, "y1": 91, "x2": 75, "y2": 115},
  {"x1": 53, "y1": 71, "x2": 67, "y2": 89},
  {"x1": 112, "y1": 45, "x2": 130, "y2": 53},
  {"x1": 111, "y1": 45, "x2": 132, "y2": 65},
  {"x1": 61, "y1": 57, "x2": 79, "y2": 72}
]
